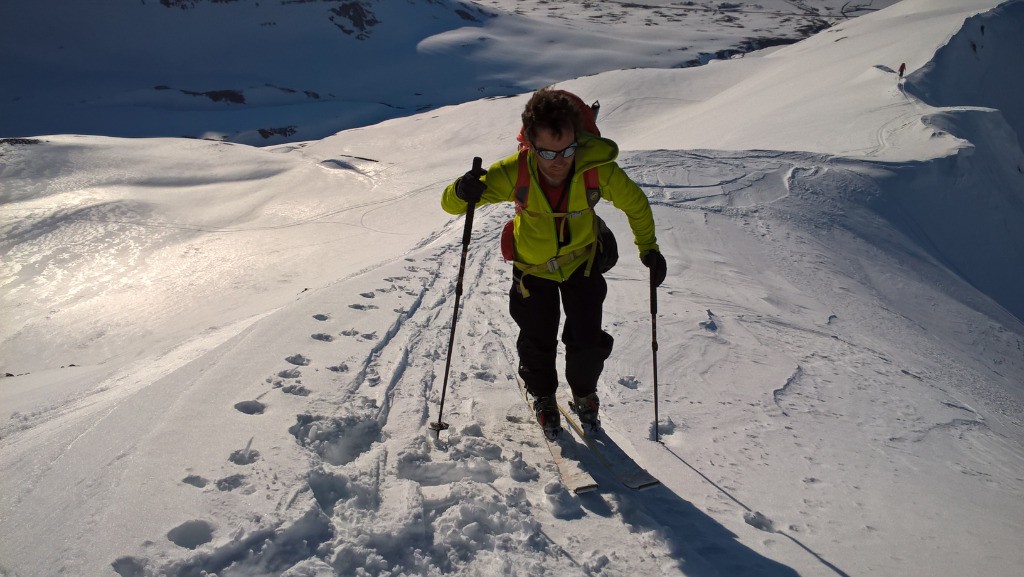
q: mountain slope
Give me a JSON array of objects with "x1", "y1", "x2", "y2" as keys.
[
  {"x1": 0, "y1": 0, "x2": 896, "y2": 144},
  {"x1": 1, "y1": 1, "x2": 1023, "y2": 576}
]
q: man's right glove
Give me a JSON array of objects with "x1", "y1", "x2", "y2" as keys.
[
  {"x1": 642, "y1": 250, "x2": 667, "y2": 287},
  {"x1": 454, "y1": 166, "x2": 487, "y2": 204}
]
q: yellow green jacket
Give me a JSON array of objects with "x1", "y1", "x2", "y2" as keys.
[{"x1": 441, "y1": 133, "x2": 659, "y2": 282}]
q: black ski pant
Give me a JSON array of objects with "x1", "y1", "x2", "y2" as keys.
[{"x1": 509, "y1": 264, "x2": 614, "y2": 400}]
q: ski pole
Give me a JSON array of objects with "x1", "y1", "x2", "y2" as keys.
[
  {"x1": 651, "y1": 268, "x2": 660, "y2": 442},
  {"x1": 430, "y1": 157, "x2": 484, "y2": 437}
]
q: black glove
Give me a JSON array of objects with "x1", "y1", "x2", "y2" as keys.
[
  {"x1": 454, "y1": 167, "x2": 487, "y2": 204},
  {"x1": 642, "y1": 250, "x2": 667, "y2": 287}
]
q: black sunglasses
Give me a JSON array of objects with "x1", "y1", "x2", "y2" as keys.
[{"x1": 532, "y1": 141, "x2": 578, "y2": 161}]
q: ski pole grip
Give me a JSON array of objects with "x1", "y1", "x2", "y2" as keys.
[
  {"x1": 650, "y1": 275, "x2": 658, "y2": 315},
  {"x1": 462, "y1": 157, "x2": 482, "y2": 246}
]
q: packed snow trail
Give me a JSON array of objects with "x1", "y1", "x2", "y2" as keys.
[{"x1": 84, "y1": 182, "x2": 817, "y2": 576}]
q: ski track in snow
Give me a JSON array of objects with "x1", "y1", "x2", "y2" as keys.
[
  {"x1": 106, "y1": 173, "x2": 819, "y2": 576},
  {"x1": 102, "y1": 151, "x2": 832, "y2": 576}
]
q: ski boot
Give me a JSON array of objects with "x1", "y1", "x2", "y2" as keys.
[
  {"x1": 571, "y1": 392, "x2": 601, "y2": 432},
  {"x1": 533, "y1": 395, "x2": 561, "y2": 440}
]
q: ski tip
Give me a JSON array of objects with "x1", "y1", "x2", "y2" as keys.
[{"x1": 572, "y1": 483, "x2": 600, "y2": 494}]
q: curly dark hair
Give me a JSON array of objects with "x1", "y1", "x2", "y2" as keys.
[{"x1": 521, "y1": 88, "x2": 582, "y2": 143}]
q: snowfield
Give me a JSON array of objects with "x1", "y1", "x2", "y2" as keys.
[
  {"x1": 1, "y1": 1, "x2": 1023, "y2": 576},
  {"x1": 2, "y1": 0, "x2": 894, "y2": 145}
]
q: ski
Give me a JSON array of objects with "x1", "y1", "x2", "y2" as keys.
[
  {"x1": 545, "y1": 433, "x2": 600, "y2": 494},
  {"x1": 557, "y1": 400, "x2": 661, "y2": 490},
  {"x1": 515, "y1": 378, "x2": 598, "y2": 494}
]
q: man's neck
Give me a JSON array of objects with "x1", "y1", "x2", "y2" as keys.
[
  {"x1": 542, "y1": 174, "x2": 567, "y2": 187},
  {"x1": 539, "y1": 163, "x2": 573, "y2": 187}
]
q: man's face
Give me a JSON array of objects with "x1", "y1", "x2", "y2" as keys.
[{"x1": 532, "y1": 127, "x2": 576, "y2": 186}]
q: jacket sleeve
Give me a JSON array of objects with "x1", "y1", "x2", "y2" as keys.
[
  {"x1": 441, "y1": 158, "x2": 517, "y2": 215},
  {"x1": 601, "y1": 163, "x2": 660, "y2": 256}
]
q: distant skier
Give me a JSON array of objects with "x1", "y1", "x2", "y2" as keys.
[
  {"x1": 441, "y1": 88, "x2": 667, "y2": 439},
  {"x1": 898, "y1": 62, "x2": 906, "y2": 80}
]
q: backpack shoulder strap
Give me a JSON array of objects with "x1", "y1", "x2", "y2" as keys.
[
  {"x1": 583, "y1": 166, "x2": 601, "y2": 208},
  {"x1": 580, "y1": 166, "x2": 603, "y2": 278},
  {"x1": 514, "y1": 149, "x2": 530, "y2": 212}
]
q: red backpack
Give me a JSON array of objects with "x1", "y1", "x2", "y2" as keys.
[{"x1": 501, "y1": 90, "x2": 604, "y2": 264}]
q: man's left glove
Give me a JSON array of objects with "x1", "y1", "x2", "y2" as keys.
[
  {"x1": 642, "y1": 250, "x2": 667, "y2": 287},
  {"x1": 454, "y1": 167, "x2": 487, "y2": 204}
]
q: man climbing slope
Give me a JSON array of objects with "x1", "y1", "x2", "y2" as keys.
[{"x1": 441, "y1": 88, "x2": 667, "y2": 439}]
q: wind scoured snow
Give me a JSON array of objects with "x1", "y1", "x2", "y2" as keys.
[{"x1": 2, "y1": 1, "x2": 1023, "y2": 577}]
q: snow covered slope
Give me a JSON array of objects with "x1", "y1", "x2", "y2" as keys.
[
  {"x1": 1, "y1": 1, "x2": 1022, "y2": 576},
  {"x1": 577, "y1": 0, "x2": 1024, "y2": 320},
  {"x1": 0, "y1": 0, "x2": 894, "y2": 144}
]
